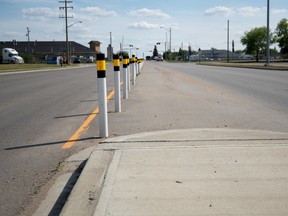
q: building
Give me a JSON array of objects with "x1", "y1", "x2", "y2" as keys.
[
  {"x1": 107, "y1": 44, "x2": 113, "y2": 60},
  {"x1": 0, "y1": 40, "x2": 98, "y2": 62},
  {"x1": 89, "y1": 41, "x2": 101, "y2": 54},
  {"x1": 190, "y1": 49, "x2": 240, "y2": 61}
]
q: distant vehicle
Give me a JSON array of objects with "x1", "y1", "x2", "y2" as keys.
[
  {"x1": 239, "y1": 54, "x2": 254, "y2": 60},
  {"x1": 146, "y1": 56, "x2": 152, "y2": 61},
  {"x1": 157, "y1": 55, "x2": 164, "y2": 61},
  {"x1": 0, "y1": 48, "x2": 24, "y2": 64},
  {"x1": 85, "y1": 56, "x2": 94, "y2": 63},
  {"x1": 73, "y1": 57, "x2": 81, "y2": 63},
  {"x1": 46, "y1": 56, "x2": 58, "y2": 64}
]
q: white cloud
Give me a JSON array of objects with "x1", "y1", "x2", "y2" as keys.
[
  {"x1": 128, "y1": 21, "x2": 160, "y2": 30},
  {"x1": 1, "y1": 31, "x2": 23, "y2": 38},
  {"x1": 79, "y1": 7, "x2": 117, "y2": 17},
  {"x1": 237, "y1": 7, "x2": 264, "y2": 16},
  {"x1": 128, "y1": 8, "x2": 171, "y2": 19},
  {"x1": 204, "y1": 6, "x2": 234, "y2": 17},
  {"x1": 272, "y1": 9, "x2": 288, "y2": 14},
  {"x1": 22, "y1": 7, "x2": 59, "y2": 21}
]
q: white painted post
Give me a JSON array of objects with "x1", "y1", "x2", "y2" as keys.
[
  {"x1": 137, "y1": 59, "x2": 141, "y2": 74},
  {"x1": 127, "y1": 59, "x2": 131, "y2": 91},
  {"x1": 122, "y1": 56, "x2": 129, "y2": 99},
  {"x1": 96, "y1": 53, "x2": 108, "y2": 138},
  {"x1": 136, "y1": 57, "x2": 139, "y2": 75},
  {"x1": 113, "y1": 54, "x2": 121, "y2": 112},
  {"x1": 132, "y1": 55, "x2": 136, "y2": 85}
]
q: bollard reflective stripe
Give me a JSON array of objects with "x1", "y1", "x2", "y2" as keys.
[
  {"x1": 97, "y1": 60, "x2": 106, "y2": 71},
  {"x1": 123, "y1": 57, "x2": 128, "y2": 68},
  {"x1": 97, "y1": 54, "x2": 106, "y2": 78},
  {"x1": 113, "y1": 57, "x2": 120, "y2": 71}
]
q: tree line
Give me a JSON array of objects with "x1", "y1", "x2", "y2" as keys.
[{"x1": 241, "y1": 18, "x2": 288, "y2": 62}]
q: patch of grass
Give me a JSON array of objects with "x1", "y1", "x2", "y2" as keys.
[
  {"x1": 0, "y1": 64, "x2": 61, "y2": 73},
  {"x1": 198, "y1": 61, "x2": 288, "y2": 70}
]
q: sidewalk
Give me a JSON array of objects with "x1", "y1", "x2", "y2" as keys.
[{"x1": 60, "y1": 128, "x2": 288, "y2": 216}]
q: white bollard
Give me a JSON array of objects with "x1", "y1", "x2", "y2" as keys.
[
  {"x1": 136, "y1": 57, "x2": 139, "y2": 76},
  {"x1": 96, "y1": 53, "x2": 108, "y2": 138},
  {"x1": 122, "y1": 56, "x2": 129, "y2": 99},
  {"x1": 132, "y1": 55, "x2": 136, "y2": 85},
  {"x1": 127, "y1": 59, "x2": 131, "y2": 91},
  {"x1": 113, "y1": 54, "x2": 121, "y2": 112},
  {"x1": 137, "y1": 60, "x2": 140, "y2": 75}
]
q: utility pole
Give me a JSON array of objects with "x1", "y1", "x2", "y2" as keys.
[
  {"x1": 227, "y1": 20, "x2": 230, "y2": 63},
  {"x1": 59, "y1": 0, "x2": 73, "y2": 64},
  {"x1": 265, "y1": 0, "x2": 270, "y2": 66},
  {"x1": 26, "y1": 27, "x2": 31, "y2": 54},
  {"x1": 107, "y1": 32, "x2": 113, "y2": 60}
]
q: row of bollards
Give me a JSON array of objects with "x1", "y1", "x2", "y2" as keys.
[{"x1": 96, "y1": 53, "x2": 144, "y2": 138}]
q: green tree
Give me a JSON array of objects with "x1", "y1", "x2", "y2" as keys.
[
  {"x1": 241, "y1": 27, "x2": 269, "y2": 62},
  {"x1": 153, "y1": 45, "x2": 158, "y2": 57},
  {"x1": 188, "y1": 45, "x2": 192, "y2": 55},
  {"x1": 178, "y1": 47, "x2": 183, "y2": 59},
  {"x1": 275, "y1": 18, "x2": 288, "y2": 56}
]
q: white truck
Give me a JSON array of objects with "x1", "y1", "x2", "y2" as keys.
[{"x1": 0, "y1": 48, "x2": 24, "y2": 64}]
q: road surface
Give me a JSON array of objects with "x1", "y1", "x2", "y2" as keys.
[
  {"x1": 0, "y1": 65, "x2": 114, "y2": 216},
  {"x1": 0, "y1": 62, "x2": 287, "y2": 215}
]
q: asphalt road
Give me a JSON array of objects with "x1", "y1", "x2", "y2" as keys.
[
  {"x1": 1, "y1": 62, "x2": 288, "y2": 215},
  {"x1": 0, "y1": 65, "x2": 114, "y2": 216}
]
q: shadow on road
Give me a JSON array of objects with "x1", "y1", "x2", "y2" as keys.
[{"x1": 4, "y1": 137, "x2": 100, "y2": 151}]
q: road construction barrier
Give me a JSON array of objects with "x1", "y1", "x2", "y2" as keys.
[
  {"x1": 96, "y1": 53, "x2": 108, "y2": 137},
  {"x1": 122, "y1": 55, "x2": 129, "y2": 99},
  {"x1": 113, "y1": 54, "x2": 121, "y2": 112}
]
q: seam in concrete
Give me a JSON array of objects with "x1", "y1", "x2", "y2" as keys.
[
  {"x1": 93, "y1": 151, "x2": 122, "y2": 216},
  {"x1": 101, "y1": 138, "x2": 288, "y2": 144}
]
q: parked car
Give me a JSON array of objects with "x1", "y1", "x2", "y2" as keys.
[
  {"x1": 73, "y1": 57, "x2": 81, "y2": 63},
  {"x1": 46, "y1": 56, "x2": 58, "y2": 64}
]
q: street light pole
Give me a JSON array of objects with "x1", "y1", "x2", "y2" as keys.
[
  {"x1": 67, "y1": 21, "x2": 82, "y2": 63},
  {"x1": 169, "y1": 27, "x2": 172, "y2": 52},
  {"x1": 265, "y1": 0, "x2": 270, "y2": 66},
  {"x1": 160, "y1": 27, "x2": 172, "y2": 52},
  {"x1": 68, "y1": 20, "x2": 82, "y2": 28}
]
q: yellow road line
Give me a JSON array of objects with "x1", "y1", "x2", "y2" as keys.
[{"x1": 62, "y1": 82, "x2": 123, "y2": 149}]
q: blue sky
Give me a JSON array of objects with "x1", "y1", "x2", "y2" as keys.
[{"x1": 0, "y1": 0, "x2": 287, "y2": 56}]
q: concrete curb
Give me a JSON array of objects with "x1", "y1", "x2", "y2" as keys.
[{"x1": 60, "y1": 149, "x2": 114, "y2": 216}]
